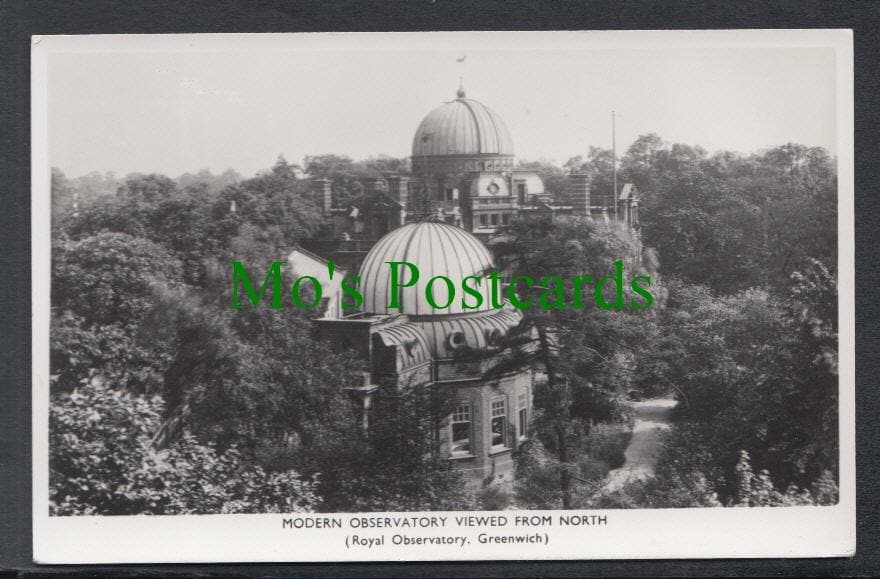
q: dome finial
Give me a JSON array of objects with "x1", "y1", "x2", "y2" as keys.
[{"x1": 456, "y1": 77, "x2": 466, "y2": 99}]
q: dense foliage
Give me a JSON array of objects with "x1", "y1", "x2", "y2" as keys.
[
  {"x1": 477, "y1": 214, "x2": 652, "y2": 508},
  {"x1": 563, "y1": 137, "x2": 837, "y2": 294},
  {"x1": 50, "y1": 382, "x2": 317, "y2": 515},
  {"x1": 48, "y1": 135, "x2": 839, "y2": 513},
  {"x1": 50, "y1": 156, "x2": 464, "y2": 515},
  {"x1": 492, "y1": 139, "x2": 838, "y2": 509},
  {"x1": 315, "y1": 382, "x2": 475, "y2": 512}
]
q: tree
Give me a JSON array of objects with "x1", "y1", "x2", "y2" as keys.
[
  {"x1": 516, "y1": 158, "x2": 567, "y2": 200},
  {"x1": 362, "y1": 154, "x2": 411, "y2": 176},
  {"x1": 117, "y1": 173, "x2": 178, "y2": 204},
  {"x1": 148, "y1": 283, "x2": 474, "y2": 512},
  {"x1": 176, "y1": 168, "x2": 242, "y2": 196},
  {"x1": 635, "y1": 270, "x2": 838, "y2": 501},
  {"x1": 617, "y1": 137, "x2": 836, "y2": 295},
  {"x1": 53, "y1": 232, "x2": 182, "y2": 328},
  {"x1": 314, "y1": 381, "x2": 472, "y2": 512},
  {"x1": 477, "y1": 214, "x2": 655, "y2": 508},
  {"x1": 59, "y1": 173, "x2": 182, "y2": 242},
  {"x1": 71, "y1": 171, "x2": 122, "y2": 200},
  {"x1": 304, "y1": 153, "x2": 373, "y2": 204},
  {"x1": 146, "y1": 190, "x2": 223, "y2": 286},
  {"x1": 49, "y1": 381, "x2": 317, "y2": 515},
  {"x1": 212, "y1": 156, "x2": 326, "y2": 251},
  {"x1": 620, "y1": 133, "x2": 666, "y2": 194},
  {"x1": 51, "y1": 233, "x2": 183, "y2": 394},
  {"x1": 51, "y1": 167, "x2": 76, "y2": 228}
]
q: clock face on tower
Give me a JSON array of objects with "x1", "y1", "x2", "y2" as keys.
[{"x1": 487, "y1": 182, "x2": 500, "y2": 195}]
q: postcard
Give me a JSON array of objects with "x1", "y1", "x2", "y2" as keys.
[{"x1": 32, "y1": 30, "x2": 854, "y2": 563}]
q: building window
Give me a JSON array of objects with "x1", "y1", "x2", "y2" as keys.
[
  {"x1": 479, "y1": 214, "x2": 489, "y2": 227},
  {"x1": 491, "y1": 398, "x2": 507, "y2": 450},
  {"x1": 490, "y1": 214, "x2": 498, "y2": 226},
  {"x1": 502, "y1": 214, "x2": 511, "y2": 225},
  {"x1": 451, "y1": 404, "x2": 472, "y2": 456},
  {"x1": 518, "y1": 392, "x2": 528, "y2": 440}
]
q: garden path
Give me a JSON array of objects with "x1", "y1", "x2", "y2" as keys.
[{"x1": 601, "y1": 397, "x2": 677, "y2": 493}]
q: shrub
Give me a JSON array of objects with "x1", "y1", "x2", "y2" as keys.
[
  {"x1": 49, "y1": 382, "x2": 317, "y2": 515},
  {"x1": 733, "y1": 450, "x2": 838, "y2": 507},
  {"x1": 586, "y1": 422, "x2": 633, "y2": 470},
  {"x1": 513, "y1": 439, "x2": 565, "y2": 509},
  {"x1": 591, "y1": 465, "x2": 721, "y2": 509},
  {"x1": 477, "y1": 483, "x2": 514, "y2": 511}
]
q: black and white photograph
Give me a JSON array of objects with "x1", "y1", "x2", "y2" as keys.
[{"x1": 31, "y1": 30, "x2": 854, "y2": 562}]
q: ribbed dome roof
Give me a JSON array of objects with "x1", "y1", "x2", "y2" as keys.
[
  {"x1": 412, "y1": 90, "x2": 514, "y2": 157},
  {"x1": 359, "y1": 221, "x2": 496, "y2": 316}
]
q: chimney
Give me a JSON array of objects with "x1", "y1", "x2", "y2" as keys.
[
  {"x1": 386, "y1": 175, "x2": 409, "y2": 207},
  {"x1": 372, "y1": 178, "x2": 389, "y2": 196},
  {"x1": 312, "y1": 179, "x2": 332, "y2": 214},
  {"x1": 565, "y1": 173, "x2": 590, "y2": 216},
  {"x1": 387, "y1": 175, "x2": 410, "y2": 226}
]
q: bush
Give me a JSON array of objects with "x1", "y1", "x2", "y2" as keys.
[
  {"x1": 733, "y1": 450, "x2": 838, "y2": 507},
  {"x1": 586, "y1": 422, "x2": 633, "y2": 471},
  {"x1": 476, "y1": 483, "x2": 514, "y2": 511},
  {"x1": 591, "y1": 466, "x2": 721, "y2": 509},
  {"x1": 513, "y1": 439, "x2": 565, "y2": 509},
  {"x1": 589, "y1": 445, "x2": 838, "y2": 509},
  {"x1": 49, "y1": 382, "x2": 317, "y2": 515}
]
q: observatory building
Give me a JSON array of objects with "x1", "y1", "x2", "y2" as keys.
[
  {"x1": 314, "y1": 221, "x2": 533, "y2": 488},
  {"x1": 309, "y1": 85, "x2": 640, "y2": 272},
  {"x1": 305, "y1": 86, "x2": 643, "y2": 488}
]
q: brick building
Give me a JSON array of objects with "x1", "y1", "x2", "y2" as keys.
[
  {"x1": 314, "y1": 221, "x2": 533, "y2": 488},
  {"x1": 306, "y1": 87, "x2": 642, "y2": 488},
  {"x1": 307, "y1": 85, "x2": 640, "y2": 273}
]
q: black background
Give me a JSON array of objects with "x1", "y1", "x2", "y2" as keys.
[{"x1": 1, "y1": 1, "x2": 878, "y2": 576}]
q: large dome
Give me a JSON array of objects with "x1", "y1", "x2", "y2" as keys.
[
  {"x1": 412, "y1": 89, "x2": 514, "y2": 158},
  {"x1": 358, "y1": 221, "x2": 496, "y2": 316}
]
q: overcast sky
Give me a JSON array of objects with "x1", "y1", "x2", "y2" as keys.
[{"x1": 43, "y1": 32, "x2": 840, "y2": 179}]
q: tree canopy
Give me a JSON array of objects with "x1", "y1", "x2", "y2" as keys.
[{"x1": 49, "y1": 136, "x2": 839, "y2": 512}]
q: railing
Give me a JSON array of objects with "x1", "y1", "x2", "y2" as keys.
[{"x1": 472, "y1": 196, "x2": 516, "y2": 208}]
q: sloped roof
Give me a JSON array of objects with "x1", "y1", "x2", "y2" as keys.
[{"x1": 374, "y1": 322, "x2": 432, "y2": 368}]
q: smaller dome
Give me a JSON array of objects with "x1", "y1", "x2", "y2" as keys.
[
  {"x1": 358, "y1": 221, "x2": 496, "y2": 316},
  {"x1": 412, "y1": 93, "x2": 514, "y2": 158}
]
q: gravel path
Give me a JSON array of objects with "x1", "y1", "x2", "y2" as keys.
[{"x1": 601, "y1": 397, "x2": 677, "y2": 493}]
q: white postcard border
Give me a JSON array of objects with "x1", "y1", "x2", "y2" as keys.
[{"x1": 31, "y1": 29, "x2": 855, "y2": 564}]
